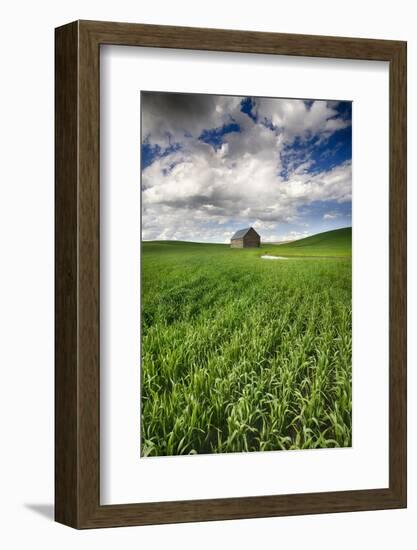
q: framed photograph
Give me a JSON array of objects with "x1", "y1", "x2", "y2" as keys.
[{"x1": 55, "y1": 20, "x2": 406, "y2": 528}]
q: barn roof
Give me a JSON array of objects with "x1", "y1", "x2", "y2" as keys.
[{"x1": 231, "y1": 227, "x2": 256, "y2": 240}]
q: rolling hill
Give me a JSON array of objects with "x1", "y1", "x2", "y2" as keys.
[
  {"x1": 142, "y1": 227, "x2": 352, "y2": 258},
  {"x1": 269, "y1": 227, "x2": 352, "y2": 257}
]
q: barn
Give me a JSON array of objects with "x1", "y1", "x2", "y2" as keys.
[{"x1": 230, "y1": 227, "x2": 261, "y2": 248}]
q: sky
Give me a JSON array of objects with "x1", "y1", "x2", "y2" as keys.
[{"x1": 141, "y1": 91, "x2": 352, "y2": 243}]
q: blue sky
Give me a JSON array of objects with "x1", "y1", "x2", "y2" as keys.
[{"x1": 141, "y1": 92, "x2": 352, "y2": 243}]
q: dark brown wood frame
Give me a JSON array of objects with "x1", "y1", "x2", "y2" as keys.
[{"x1": 55, "y1": 20, "x2": 407, "y2": 529}]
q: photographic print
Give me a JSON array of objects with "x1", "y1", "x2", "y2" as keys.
[{"x1": 141, "y1": 91, "x2": 352, "y2": 457}]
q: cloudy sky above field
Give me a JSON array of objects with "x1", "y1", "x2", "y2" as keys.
[{"x1": 141, "y1": 92, "x2": 352, "y2": 243}]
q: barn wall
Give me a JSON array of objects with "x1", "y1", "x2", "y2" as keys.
[
  {"x1": 245, "y1": 228, "x2": 261, "y2": 247},
  {"x1": 243, "y1": 235, "x2": 260, "y2": 248},
  {"x1": 230, "y1": 239, "x2": 244, "y2": 248}
]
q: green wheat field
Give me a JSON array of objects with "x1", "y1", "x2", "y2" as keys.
[{"x1": 141, "y1": 227, "x2": 352, "y2": 456}]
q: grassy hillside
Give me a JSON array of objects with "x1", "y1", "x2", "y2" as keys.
[
  {"x1": 140, "y1": 236, "x2": 352, "y2": 456},
  {"x1": 269, "y1": 227, "x2": 351, "y2": 257},
  {"x1": 143, "y1": 227, "x2": 352, "y2": 259}
]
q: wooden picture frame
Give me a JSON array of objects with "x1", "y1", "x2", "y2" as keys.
[{"x1": 55, "y1": 20, "x2": 407, "y2": 529}]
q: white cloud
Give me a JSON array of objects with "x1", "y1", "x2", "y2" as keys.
[
  {"x1": 259, "y1": 230, "x2": 312, "y2": 244},
  {"x1": 141, "y1": 93, "x2": 351, "y2": 242},
  {"x1": 323, "y1": 211, "x2": 339, "y2": 220},
  {"x1": 250, "y1": 98, "x2": 350, "y2": 143},
  {"x1": 278, "y1": 230, "x2": 312, "y2": 242}
]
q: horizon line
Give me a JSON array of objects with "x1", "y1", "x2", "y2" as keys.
[{"x1": 142, "y1": 226, "x2": 352, "y2": 245}]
